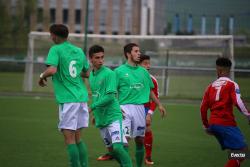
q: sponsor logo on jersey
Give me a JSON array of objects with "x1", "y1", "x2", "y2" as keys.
[
  {"x1": 235, "y1": 89, "x2": 240, "y2": 94},
  {"x1": 111, "y1": 130, "x2": 119, "y2": 137},
  {"x1": 92, "y1": 91, "x2": 100, "y2": 97},
  {"x1": 98, "y1": 80, "x2": 104, "y2": 86},
  {"x1": 104, "y1": 138, "x2": 111, "y2": 146},
  {"x1": 115, "y1": 136, "x2": 120, "y2": 141},
  {"x1": 137, "y1": 126, "x2": 145, "y2": 131},
  {"x1": 130, "y1": 83, "x2": 144, "y2": 89}
]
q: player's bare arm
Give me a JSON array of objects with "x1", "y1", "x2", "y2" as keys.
[
  {"x1": 146, "y1": 114, "x2": 152, "y2": 126},
  {"x1": 81, "y1": 68, "x2": 91, "y2": 78},
  {"x1": 150, "y1": 90, "x2": 166, "y2": 118},
  {"x1": 38, "y1": 66, "x2": 57, "y2": 87}
]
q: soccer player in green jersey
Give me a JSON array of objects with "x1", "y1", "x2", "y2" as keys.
[
  {"x1": 38, "y1": 24, "x2": 89, "y2": 167},
  {"x1": 88, "y1": 45, "x2": 133, "y2": 167},
  {"x1": 114, "y1": 43, "x2": 166, "y2": 167}
]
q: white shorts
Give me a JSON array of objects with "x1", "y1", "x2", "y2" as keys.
[
  {"x1": 121, "y1": 104, "x2": 146, "y2": 138},
  {"x1": 58, "y1": 102, "x2": 89, "y2": 131},
  {"x1": 100, "y1": 120, "x2": 128, "y2": 148}
]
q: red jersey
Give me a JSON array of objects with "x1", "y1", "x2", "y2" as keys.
[
  {"x1": 145, "y1": 74, "x2": 159, "y2": 114},
  {"x1": 200, "y1": 77, "x2": 250, "y2": 128}
]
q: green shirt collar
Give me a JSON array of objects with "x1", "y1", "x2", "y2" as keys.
[
  {"x1": 125, "y1": 62, "x2": 138, "y2": 69},
  {"x1": 93, "y1": 66, "x2": 105, "y2": 75}
]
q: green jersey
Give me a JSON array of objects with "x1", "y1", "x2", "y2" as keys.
[
  {"x1": 114, "y1": 62, "x2": 154, "y2": 105},
  {"x1": 45, "y1": 41, "x2": 89, "y2": 103},
  {"x1": 89, "y1": 66, "x2": 122, "y2": 128}
]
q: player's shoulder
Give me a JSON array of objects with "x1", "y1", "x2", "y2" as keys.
[
  {"x1": 150, "y1": 74, "x2": 157, "y2": 82},
  {"x1": 114, "y1": 64, "x2": 126, "y2": 72},
  {"x1": 103, "y1": 66, "x2": 114, "y2": 73},
  {"x1": 138, "y1": 66, "x2": 150, "y2": 75},
  {"x1": 210, "y1": 77, "x2": 240, "y2": 92},
  {"x1": 50, "y1": 43, "x2": 59, "y2": 50},
  {"x1": 216, "y1": 77, "x2": 238, "y2": 87},
  {"x1": 65, "y1": 42, "x2": 84, "y2": 53}
]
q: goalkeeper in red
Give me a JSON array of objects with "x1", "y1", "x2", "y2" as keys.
[
  {"x1": 139, "y1": 54, "x2": 159, "y2": 165},
  {"x1": 200, "y1": 57, "x2": 250, "y2": 167}
]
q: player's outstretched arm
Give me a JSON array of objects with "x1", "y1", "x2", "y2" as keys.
[
  {"x1": 231, "y1": 83, "x2": 250, "y2": 124},
  {"x1": 200, "y1": 88, "x2": 211, "y2": 135},
  {"x1": 150, "y1": 90, "x2": 166, "y2": 118}
]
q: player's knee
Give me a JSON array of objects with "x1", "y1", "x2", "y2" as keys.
[
  {"x1": 113, "y1": 143, "x2": 123, "y2": 149},
  {"x1": 135, "y1": 136, "x2": 144, "y2": 143},
  {"x1": 145, "y1": 126, "x2": 151, "y2": 132},
  {"x1": 112, "y1": 143, "x2": 124, "y2": 153}
]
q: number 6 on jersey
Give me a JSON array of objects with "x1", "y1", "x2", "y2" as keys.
[{"x1": 69, "y1": 60, "x2": 77, "y2": 78}]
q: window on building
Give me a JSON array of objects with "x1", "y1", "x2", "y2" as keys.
[
  {"x1": 99, "y1": 0, "x2": 107, "y2": 34},
  {"x1": 63, "y1": 9, "x2": 68, "y2": 24},
  {"x1": 75, "y1": 9, "x2": 81, "y2": 24},
  {"x1": 112, "y1": 0, "x2": 119, "y2": 33},
  {"x1": 124, "y1": 0, "x2": 132, "y2": 35},
  {"x1": 37, "y1": 8, "x2": 43, "y2": 23},
  {"x1": 50, "y1": 8, "x2": 56, "y2": 23},
  {"x1": 75, "y1": 30, "x2": 81, "y2": 33},
  {"x1": 125, "y1": 32, "x2": 131, "y2": 35},
  {"x1": 37, "y1": 27, "x2": 43, "y2": 32},
  {"x1": 88, "y1": 1, "x2": 94, "y2": 33}
]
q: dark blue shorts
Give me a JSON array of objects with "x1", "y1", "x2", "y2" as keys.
[
  {"x1": 144, "y1": 107, "x2": 149, "y2": 115},
  {"x1": 208, "y1": 125, "x2": 247, "y2": 150}
]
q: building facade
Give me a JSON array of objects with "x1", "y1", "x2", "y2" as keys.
[
  {"x1": 30, "y1": 0, "x2": 143, "y2": 35},
  {"x1": 29, "y1": 0, "x2": 167, "y2": 35}
]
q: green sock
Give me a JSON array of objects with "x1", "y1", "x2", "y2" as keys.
[
  {"x1": 135, "y1": 144, "x2": 144, "y2": 167},
  {"x1": 112, "y1": 143, "x2": 133, "y2": 167},
  {"x1": 77, "y1": 140, "x2": 88, "y2": 167},
  {"x1": 124, "y1": 146, "x2": 129, "y2": 153},
  {"x1": 67, "y1": 144, "x2": 80, "y2": 167}
]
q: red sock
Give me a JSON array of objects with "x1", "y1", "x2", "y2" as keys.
[
  {"x1": 224, "y1": 159, "x2": 240, "y2": 167},
  {"x1": 144, "y1": 131, "x2": 153, "y2": 158}
]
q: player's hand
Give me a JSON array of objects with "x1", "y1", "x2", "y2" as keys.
[
  {"x1": 88, "y1": 107, "x2": 92, "y2": 113},
  {"x1": 146, "y1": 114, "x2": 152, "y2": 126},
  {"x1": 204, "y1": 128, "x2": 213, "y2": 136},
  {"x1": 38, "y1": 78, "x2": 47, "y2": 87},
  {"x1": 91, "y1": 117, "x2": 95, "y2": 125},
  {"x1": 158, "y1": 104, "x2": 166, "y2": 118}
]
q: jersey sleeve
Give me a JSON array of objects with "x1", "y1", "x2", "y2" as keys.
[
  {"x1": 200, "y1": 86, "x2": 210, "y2": 128},
  {"x1": 114, "y1": 69, "x2": 120, "y2": 89},
  {"x1": 81, "y1": 50, "x2": 90, "y2": 72},
  {"x1": 91, "y1": 93, "x2": 115, "y2": 110},
  {"x1": 144, "y1": 69, "x2": 154, "y2": 89},
  {"x1": 231, "y1": 82, "x2": 250, "y2": 119},
  {"x1": 105, "y1": 71, "x2": 117, "y2": 94},
  {"x1": 45, "y1": 46, "x2": 59, "y2": 67},
  {"x1": 148, "y1": 77, "x2": 159, "y2": 114}
]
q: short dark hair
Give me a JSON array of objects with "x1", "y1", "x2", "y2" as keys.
[
  {"x1": 123, "y1": 43, "x2": 138, "y2": 59},
  {"x1": 216, "y1": 57, "x2": 232, "y2": 68},
  {"x1": 49, "y1": 24, "x2": 69, "y2": 38},
  {"x1": 139, "y1": 54, "x2": 150, "y2": 63},
  {"x1": 88, "y1": 45, "x2": 104, "y2": 58}
]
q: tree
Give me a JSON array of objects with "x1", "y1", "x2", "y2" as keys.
[{"x1": 0, "y1": 0, "x2": 36, "y2": 56}]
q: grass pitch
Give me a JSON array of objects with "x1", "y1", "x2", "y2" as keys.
[{"x1": 0, "y1": 96, "x2": 249, "y2": 167}]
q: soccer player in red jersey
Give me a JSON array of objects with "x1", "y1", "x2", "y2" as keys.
[
  {"x1": 139, "y1": 55, "x2": 159, "y2": 165},
  {"x1": 200, "y1": 57, "x2": 250, "y2": 167}
]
